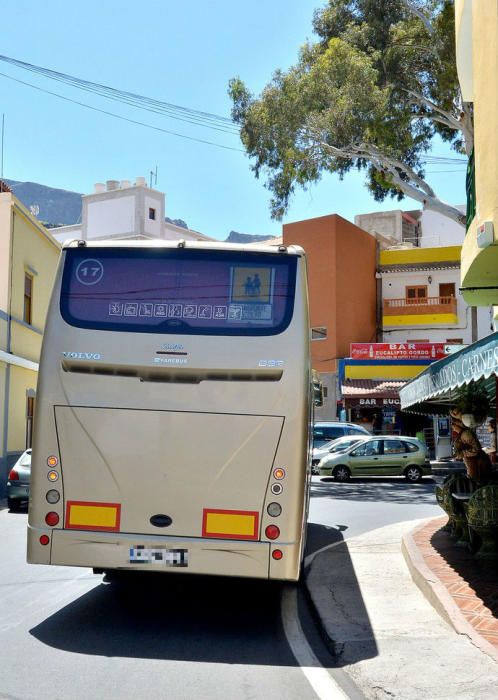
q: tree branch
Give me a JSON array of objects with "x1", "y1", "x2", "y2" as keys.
[
  {"x1": 304, "y1": 128, "x2": 465, "y2": 226},
  {"x1": 400, "y1": 0, "x2": 435, "y2": 36}
]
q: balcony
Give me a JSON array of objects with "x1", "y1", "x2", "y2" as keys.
[{"x1": 383, "y1": 296, "x2": 458, "y2": 326}]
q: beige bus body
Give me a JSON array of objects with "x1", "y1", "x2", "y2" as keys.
[{"x1": 27, "y1": 241, "x2": 311, "y2": 581}]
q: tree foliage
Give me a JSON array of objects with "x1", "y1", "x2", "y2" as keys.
[{"x1": 229, "y1": 0, "x2": 470, "y2": 224}]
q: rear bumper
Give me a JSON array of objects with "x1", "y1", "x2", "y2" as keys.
[
  {"x1": 6, "y1": 483, "x2": 29, "y2": 500},
  {"x1": 27, "y1": 526, "x2": 301, "y2": 581}
]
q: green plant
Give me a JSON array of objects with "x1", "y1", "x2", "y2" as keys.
[{"x1": 455, "y1": 385, "x2": 490, "y2": 423}]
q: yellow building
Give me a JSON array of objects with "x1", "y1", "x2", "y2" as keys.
[
  {"x1": 0, "y1": 183, "x2": 60, "y2": 495},
  {"x1": 455, "y1": 1, "x2": 498, "y2": 312}
]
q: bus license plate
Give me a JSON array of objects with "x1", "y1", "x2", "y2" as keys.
[{"x1": 129, "y1": 546, "x2": 188, "y2": 567}]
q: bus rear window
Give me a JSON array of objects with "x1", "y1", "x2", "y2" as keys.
[{"x1": 60, "y1": 248, "x2": 297, "y2": 336}]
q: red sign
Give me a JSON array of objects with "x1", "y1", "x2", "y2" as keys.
[{"x1": 350, "y1": 343, "x2": 449, "y2": 360}]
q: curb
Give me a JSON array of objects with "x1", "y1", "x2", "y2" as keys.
[{"x1": 402, "y1": 517, "x2": 498, "y2": 664}]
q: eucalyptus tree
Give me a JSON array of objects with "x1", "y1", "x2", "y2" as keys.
[{"x1": 229, "y1": 0, "x2": 470, "y2": 225}]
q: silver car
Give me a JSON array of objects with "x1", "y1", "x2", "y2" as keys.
[{"x1": 6, "y1": 449, "x2": 31, "y2": 511}]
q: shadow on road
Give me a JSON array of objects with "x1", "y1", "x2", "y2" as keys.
[
  {"x1": 311, "y1": 477, "x2": 436, "y2": 505},
  {"x1": 29, "y1": 523, "x2": 377, "y2": 667},
  {"x1": 304, "y1": 523, "x2": 379, "y2": 665}
]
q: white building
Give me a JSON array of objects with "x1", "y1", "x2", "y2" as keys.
[{"x1": 51, "y1": 178, "x2": 213, "y2": 244}]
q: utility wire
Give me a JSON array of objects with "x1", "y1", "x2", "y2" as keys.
[
  {"x1": 0, "y1": 71, "x2": 244, "y2": 153},
  {"x1": 0, "y1": 54, "x2": 239, "y2": 134}
]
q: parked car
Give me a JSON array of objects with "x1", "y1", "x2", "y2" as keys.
[
  {"x1": 6, "y1": 449, "x2": 31, "y2": 511},
  {"x1": 318, "y1": 436, "x2": 430, "y2": 482},
  {"x1": 313, "y1": 421, "x2": 370, "y2": 449},
  {"x1": 312, "y1": 435, "x2": 370, "y2": 474}
]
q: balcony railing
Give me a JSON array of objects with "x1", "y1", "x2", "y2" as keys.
[{"x1": 383, "y1": 296, "x2": 457, "y2": 316}]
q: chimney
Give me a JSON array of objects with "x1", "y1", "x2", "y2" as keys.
[
  {"x1": 106, "y1": 180, "x2": 120, "y2": 191},
  {"x1": 94, "y1": 183, "x2": 106, "y2": 194},
  {"x1": 135, "y1": 176, "x2": 146, "y2": 187},
  {"x1": 120, "y1": 180, "x2": 131, "y2": 189}
]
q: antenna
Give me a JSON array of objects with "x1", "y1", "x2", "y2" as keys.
[{"x1": 149, "y1": 165, "x2": 158, "y2": 188}]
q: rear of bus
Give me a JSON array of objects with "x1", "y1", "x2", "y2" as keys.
[{"x1": 27, "y1": 241, "x2": 311, "y2": 581}]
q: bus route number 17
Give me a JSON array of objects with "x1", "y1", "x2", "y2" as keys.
[{"x1": 76, "y1": 259, "x2": 104, "y2": 286}]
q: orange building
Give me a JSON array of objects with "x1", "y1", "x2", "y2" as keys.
[{"x1": 283, "y1": 214, "x2": 377, "y2": 419}]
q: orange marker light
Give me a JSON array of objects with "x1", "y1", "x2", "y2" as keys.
[
  {"x1": 47, "y1": 470, "x2": 59, "y2": 482},
  {"x1": 47, "y1": 456, "x2": 58, "y2": 468},
  {"x1": 273, "y1": 468, "x2": 285, "y2": 480}
]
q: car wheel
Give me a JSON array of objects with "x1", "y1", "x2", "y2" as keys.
[
  {"x1": 7, "y1": 498, "x2": 20, "y2": 512},
  {"x1": 333, "y1": 465, "x2": 351, "y2": 482},
  {"x1": 405, "y1": 466, "x2": 423, "y2": 482}
]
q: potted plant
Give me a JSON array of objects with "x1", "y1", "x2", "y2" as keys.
[{"x1": 455, "y1": 385, "x2": 490, "y2": 427}]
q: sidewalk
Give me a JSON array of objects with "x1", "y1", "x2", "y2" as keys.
[{"x1": 305, "y1": 519, "x2": 498, "y2": 699}]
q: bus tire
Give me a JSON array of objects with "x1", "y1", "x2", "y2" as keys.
[{"x1": 333, "y1": 465, "x2": 351, "y2": 482}]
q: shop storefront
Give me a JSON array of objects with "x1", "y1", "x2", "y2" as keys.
[
  {"x1": 339, "y1": 343, "x2": 459, "y2": 450},
  {"x1": 399, "y1": 332, "x2": 498, "y2": 417},
  {"x1": 400, "y1": 332, "x2": 498, "y2": 460}
]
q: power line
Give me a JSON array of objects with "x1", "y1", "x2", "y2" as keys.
[
  {"x1": 0, "y1": 71, "x2": 244, "y2": 153},
  {"x1": 0, "y1": 54, "x2": 239, "y2": 134}
]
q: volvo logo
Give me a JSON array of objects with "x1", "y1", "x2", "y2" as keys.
[{"x1": 62, "y1": 352, "x2": 102, "y2": 360}]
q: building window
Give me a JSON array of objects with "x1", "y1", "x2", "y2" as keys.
[
  {"x1": 405, "y1": 285, "x2": 427, "y2": 302},
  {"x1": 149, "y1": 207, "x2": 156, "y2": 221},
  {"x1": 446, "y1": 338, "x2": 463, "y2": 344},
  {"x1": 311, "y1": 326, "x2": 327, "y2": 340},
  {"x1": 24, "y1": 272, "x2": 33, "y2": 324},
  {"x1": 26, "y1": 395, "x2": 35, "y2": 448}
]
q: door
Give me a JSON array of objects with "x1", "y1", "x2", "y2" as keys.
[
  {"x1": 381, "y1": 439, "x2": 410, "y2": 475},
  {"x1": 348, "y1": 439, "x2": 383, "y2": 476},
  {"x1": 405, "y1": 285, "x2": 427, "y2": 305},
  {"x1": 55, "y1": 406, "x2": 284, "y2": 538}
]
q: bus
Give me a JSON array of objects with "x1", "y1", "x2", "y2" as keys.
[{"x1": 27, "y1": 240, "x2": 312, "y2": 581}]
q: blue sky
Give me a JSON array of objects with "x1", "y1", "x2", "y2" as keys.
[{"x1": 0, "y1": 0, "x2": 466, "y2": 239}]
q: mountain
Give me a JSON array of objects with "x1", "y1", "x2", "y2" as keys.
[
  {"x1": 225, "y1": 231, "x2": 276, "y2": 243},
  {"x1": 4, "y1": 179, "x2": 82, "y2": 227},
  {"x1": 3, "y1": 179, "x2": 275, "y2": 242}
]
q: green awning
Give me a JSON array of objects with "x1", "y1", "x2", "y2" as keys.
[{"x1": 400, "y1": 332, "x2": 498, "y2": 414}]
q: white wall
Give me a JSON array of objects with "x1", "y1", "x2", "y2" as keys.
[
  {"x1": 419, "y1": 207, "x2": 466, "y2": 247},
  {"x1": 87, "y1": 196, "x2": 135, "y2": 238},
  {"x1": 382, "y1": 268, "x2": 476, "y2": 344}
]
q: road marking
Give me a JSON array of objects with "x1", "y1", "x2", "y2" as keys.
[{"x1": 281, "y1": 585, "x2": 350, "y2": 700}]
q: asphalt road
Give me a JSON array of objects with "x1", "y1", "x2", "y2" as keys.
[{"x1": 0, "y1": 476, "x2": 441, "y2": 700}]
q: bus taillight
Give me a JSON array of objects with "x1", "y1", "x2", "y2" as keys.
[
  {"x1": 45, "y1": 512, "x2": 59, "y2": 527},
  {"x1": 265, "y1": 525, "x2": 280, "y2": 540}
]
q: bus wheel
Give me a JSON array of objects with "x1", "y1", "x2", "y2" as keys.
[{"x1": 333, "y1": 465, "x2": 351, "y2": 482}]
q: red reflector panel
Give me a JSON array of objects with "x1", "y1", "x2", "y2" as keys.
[
  {"x1": 40, "y1": 535, "x2": 50, "y2": 545},
  {"x1": 65, "y1": 501, "x2": 121, "y2": 532},
  {"x1": 265, "y1": 524, "x2": 280, "y2": 540},
  {"x1": 8, "y1": 469, "x2": 19, "y2": 481},
  {"x1": 272, "y1": 549, "x2": 283, "y2": 560},
  {"x1": 45, "y1": 512, "x2": 60, "y2": 527},
  {"x1": 202, "y1": 509, "x2": 259, "y2": 540}
]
